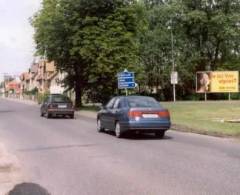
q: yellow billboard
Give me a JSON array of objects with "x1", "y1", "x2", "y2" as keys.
[{"x1": 196, "y1": 71, "x2": 239, "y2": 93}]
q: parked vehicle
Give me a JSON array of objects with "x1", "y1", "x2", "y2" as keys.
[
  {"x1": 40, "y1": 94, "x2": 75, "y2": 119},
  {"x1": 97, "y1": 96, "x2": 171, "y2": 138}
]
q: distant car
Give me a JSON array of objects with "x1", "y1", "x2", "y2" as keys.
[
  {"x1": 97, "y1": 96, "x2": 171, "y2": 138},
  {"x1": 40, "y1": 94, "x2": 75, "y2": 119}
]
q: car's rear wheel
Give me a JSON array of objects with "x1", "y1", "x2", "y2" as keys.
[
  {"x1": 115, "y1": 122, "x2": 122, "y2": 138},
  {"x1": 46, "y1": 112, "x2": 51, "y2": 119},
  {"x1": 70, "y1": 114, "x2": 74, "y2": 119},
  {"x1": 97, "y1": 119, "x2": 104, "y2": 132},
  {"x1": 155, "y1": 131, "x2": 165, "y2": 138}
]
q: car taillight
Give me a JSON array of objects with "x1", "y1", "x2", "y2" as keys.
[
  {"x1": 158, "y1": 110, "x2": 170, "y2": 118},
  {"x1": 128, "y1": 111, "x2": 142, "y2": 118}
]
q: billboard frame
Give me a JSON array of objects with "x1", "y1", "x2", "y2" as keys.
[{"x1": 196, "y1": 71, "x2": 239, "y2": 94}]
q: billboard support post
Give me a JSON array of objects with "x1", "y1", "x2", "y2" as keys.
[
  {"x1": 229, "y1": 93, "x2": 231, "y2": 101},
  {"x1": 204, "y1": 93, "x2": 207, "y2": 101}
]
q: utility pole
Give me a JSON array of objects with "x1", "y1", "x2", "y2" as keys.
[{"x1": 170, "y1": 20, "x2": 176, "y2": 102}]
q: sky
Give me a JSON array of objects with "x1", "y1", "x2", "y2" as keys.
[{"x1": 0, "y1": 0, "x2": 41, "y2": 81}]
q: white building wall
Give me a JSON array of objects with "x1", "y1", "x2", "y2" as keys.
[{"x1": 50, "y1": 72, "x2": 66, "y2": 94}]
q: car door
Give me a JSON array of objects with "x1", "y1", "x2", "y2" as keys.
[
  {"x1": 109, "y1": 98, "x2": 121, "y2": 130},
  {"x1": 101, "y1": 98, "x2": 116, "y2": 129}
]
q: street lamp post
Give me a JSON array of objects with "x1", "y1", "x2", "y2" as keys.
[{"x1": 169, "y1": 21, "x2": 176, "y2": 102}]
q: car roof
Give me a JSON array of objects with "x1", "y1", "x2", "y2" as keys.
[
  {"x1": 113, "y1": 95, "x2": 154, "y2": 99},
  {"x1": 111, "y1": 95, "x2": 156, "y2": 101}
]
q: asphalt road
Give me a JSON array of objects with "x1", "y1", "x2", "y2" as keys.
[{"x1": 0, "y1": 99, "x2": 240, "y2": 195}]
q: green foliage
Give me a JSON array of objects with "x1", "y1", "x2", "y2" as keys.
[
  {"x1": 138, "y1": 0, "x2": 240, "y2": 100},
  {"x1": 24, "y1": 87, "x2": 38, "y2": 96},
  {"x1": 32, "y1": 0, "x2": 240, "y2": 102},
  {"x1": 37, "y1": 92, "x2": 50, "y2": 104},
  {"x1": 32, "y1": 0, "x2": 140, "y2": 105}
]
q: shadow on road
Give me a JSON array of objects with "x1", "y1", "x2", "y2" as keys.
[
  {"x1": 42, "y1": 116, "x2": 74, "y2": 120},
  {"x1": 8, "y1": 183, "x2": 50, "y2": 195},
  {"x1": 126, "y1": 134, "x2": 173, "y2": 140},
  {"x1": 103, "y1": 131, "x2": 173, "y2": 140}
]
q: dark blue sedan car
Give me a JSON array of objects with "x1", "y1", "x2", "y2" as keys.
[{"x1": 97, "y1": 96, "x2": 171, "y2": 138}]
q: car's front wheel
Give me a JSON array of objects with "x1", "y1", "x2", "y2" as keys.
[
  {"x1": 46, "y1": 112, "x2": 52, "y2": 119},
  {"x1": 97, "y1": 119, "x2": 104, "y2": 132},
  {"x1": 70, "y1": 114, "x2": 74, "y2": 119}
]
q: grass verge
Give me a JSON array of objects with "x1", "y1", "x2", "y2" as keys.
[
  {"x1": 162, "y1": 101, "x2": 240, "y2": 137},
  {"x1": 80, "y1": 101, "x2": 240, "y2": 137}
]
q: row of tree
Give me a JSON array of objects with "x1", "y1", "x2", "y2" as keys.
[{"x1": 32, "y1": 0, "x2": 240, "y2": 106}]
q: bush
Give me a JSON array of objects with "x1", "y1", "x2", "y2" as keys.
[
  {"x1": 37, "y1": 92, "x2": 50, "y2": 104},
  {"x1": 184, "y1": 94, "x2": 201, "y2": 101},
  {"x1": 24, "y1": 87, "x2": 38, "y2": 96}
]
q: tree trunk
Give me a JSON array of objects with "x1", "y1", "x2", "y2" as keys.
[
  {"x1": 73, "y1": 63, "x2": 83, "y2": 108},
  {"x1": 213, "y1": 40, "x2": 220, "y2": 70},
  {"x1": 75, "y1": 82, "x2": 82, "y2": 108}
]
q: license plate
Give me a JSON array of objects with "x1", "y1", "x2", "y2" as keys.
[
  {"x1": 142, "y1": 114, "x2": 158, "y2": 118},
  {"x1": 58, "y1": 105, "x2": 67, "y2": 108}
]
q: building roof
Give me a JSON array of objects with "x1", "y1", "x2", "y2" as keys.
[{"x1": 20, "y1": 72, "x2": 30, "y2": 81}]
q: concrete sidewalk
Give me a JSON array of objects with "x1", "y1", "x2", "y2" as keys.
[
  {"x1": 0, "y1": 143, "x2": 23, "y2": 195},
  {"x1": 1, "y1": 97, "x2": 38, "y2": 106}
]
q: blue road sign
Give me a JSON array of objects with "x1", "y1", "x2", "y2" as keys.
[
  {"x1": 118, "y1": 82, "x2": 135, "y2": 89},
  {"x1": 118, "y1": 78, "x2": 134, "y2": 83},
  {"x1": 117, "y1": 70, "x2": 135, "y2": 89},
  {"x1": 118, "y1": 72, "x2": 134, "y2": 78}
]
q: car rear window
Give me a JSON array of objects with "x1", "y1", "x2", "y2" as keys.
[
  {"x1": 127, "y1": 97, "x2": 161, "y2": 108},
  {"x1": 51, "y1": 95, "x2": 71, "y2": 103}
]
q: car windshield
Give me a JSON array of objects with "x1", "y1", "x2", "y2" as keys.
[
  {"x1": 127, "y1": 96, "x2": 161, "y2": 108},
  {"x1": 51, "y1": 95, "x2": 71, "y2": 103}
]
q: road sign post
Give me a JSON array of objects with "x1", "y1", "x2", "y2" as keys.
[
  {"x1": 171, "y1": 71, "x2": 178, "y2": 102},
  {"x1": 117, "y1": 70, "x2": 135, "y2": 96}
]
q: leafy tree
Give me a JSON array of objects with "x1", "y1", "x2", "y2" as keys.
[
  {"x1": 32, "y1": 0, "x2": 140, "y2": 106},
  {"x1": 138, "y1": 0, "x2": 184, "y2": 100},
  {"x1": 182, "y1": 0, "x2": 240, "y2": 70},
  {"x1": 138, "y1": 0, "x2": 240, "y2": 100},
  {"x1": 179, "y1": 0, "x2": 240, "y2": 97}
]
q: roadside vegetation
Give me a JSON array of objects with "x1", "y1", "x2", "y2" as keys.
[
  {"x1": 79, "y1": 100, "x2": 240, "y2": 137},
  {"x1": 162, "y1": 101, "x2": 240, "y2": 137},
  {"x1": 32, "y1": 0, "x2": 240, "y2": 106}
]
